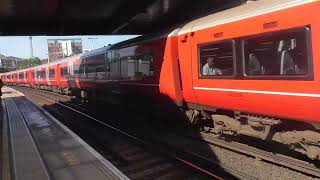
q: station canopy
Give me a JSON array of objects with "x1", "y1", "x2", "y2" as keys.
[{"x1": 0, "y1": 0, "x2": 247, "y2": 35}]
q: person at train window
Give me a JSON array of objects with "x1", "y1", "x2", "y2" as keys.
[{"x1": 202, "y1": 57, "x2": 222, "y2": 76}]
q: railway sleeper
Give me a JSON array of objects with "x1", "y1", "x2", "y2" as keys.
[{"x1": 187, "y1": 109, "x2": 320, "y2": 160}]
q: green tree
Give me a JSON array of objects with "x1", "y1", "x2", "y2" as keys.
[{"x1": 18, "y1": 57, "x2": 41, "y2": 69}]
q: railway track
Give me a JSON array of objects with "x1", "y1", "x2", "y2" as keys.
[
  {"x1": 13, "y1": 86, "x2": 320, "y2": 179},
  {"x1": 13, "y1": 86, "x2": 246, "y2": 180},
  {"x1": 198, "y1": 132, "x2": 320, "y2": 177}
]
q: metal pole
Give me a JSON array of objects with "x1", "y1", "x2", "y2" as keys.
[
  {"x1": 29, "y1": 36, "x2": 33, "y2": 58},
  {"x1": 88, "y1": 38, "x2": 97, "y2": 50}
]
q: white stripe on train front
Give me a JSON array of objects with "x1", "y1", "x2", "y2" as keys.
[{"x1": 193, "y1": 87, "x2": 320, "y2": 98}]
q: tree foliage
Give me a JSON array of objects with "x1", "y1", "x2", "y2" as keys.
[{"x1": 18, "y1": 57, "x2": 41, "y2": 69}]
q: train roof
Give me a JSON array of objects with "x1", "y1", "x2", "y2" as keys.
[
  {"x1": 2, "y1": 54, "x2": 83, "y2": 75},
  {"x1": 178, "y1": 0, "x2": 318, "y2": 35},
  {"x1": 109, "y1": 35, "x2": 155, "y2": 49},
  {"x1": 81, "y1": 34, "x2": 168, "y2": 58},
  {"x1": 81, "y1": 36, "x2": 156, "y2": 57},
  {"x1": 81, "y1": 46, "x2": 112, "y2": 58},
  {"x1": 33, "y1": 54, "x2": 83, "y2": 70}
]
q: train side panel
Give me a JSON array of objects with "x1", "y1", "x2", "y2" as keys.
[{"x1": 184, "y1": 1, "x2": 320, "y2": 122}]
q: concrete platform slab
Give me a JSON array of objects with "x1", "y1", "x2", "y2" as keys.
[{"x1": 1, "y1": 86, "x2": 129, "y2": 180}]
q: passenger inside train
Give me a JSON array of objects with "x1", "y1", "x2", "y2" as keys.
[
  {"x1": 200, "y1": 41, "x2": 234, "y2": 77},
  {"x1": 244, "y1": 29, "x2": 309, "y2": 76},
  {"x1": 202, "y1": 57, "x2": 222, "y2": 76}
]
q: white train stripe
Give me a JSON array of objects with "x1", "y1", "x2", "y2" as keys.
[{"x1": 193, "y1": 87, "x2": 320, "y2": 98}]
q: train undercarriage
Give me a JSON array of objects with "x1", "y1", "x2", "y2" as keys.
[{"x1": 185, "y1": 109, "x2": 320, "y2": 161}]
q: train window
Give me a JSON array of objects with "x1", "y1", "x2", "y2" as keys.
[
  {"x1": 60, "y1": 67, "x2": 68, "y2": 77},
  {"x1": 199, "y1": 40, "x2": 235, "y2": 77},
  {"x1": 243, "y1": 27, "x2": 311, "y2": 78},
  {"x1": 49, "y1": 69, "x2": 55, "y2": 78},
  {"x1": 87, "y1": 64, "x2": 96, "y2": 74},
  {"x1": 79, "y1": 58, "x2": 86, "y2": 76},
  {"x1": 136, "y1": 54, "x2": 154, "y2": 77},
  {"x1": 18, "y1": 73, "x2": 24, "y2": 80},
  {"x1": 94, "y1": 54, "x2": 106, "y2": 73},
  {"x1": 120, "y1": 54, "x2": 155, "y2": 79},
  {"x1": 36, "y1": 70, "x2": 45, "y2": 79},
  {"x1": 73, "y1": 65, "x2": 80, "y2": 75}
]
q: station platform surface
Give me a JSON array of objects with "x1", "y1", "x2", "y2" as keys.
[{"x1": 0, "y1": 86, "x2": 129, "y2": 180}]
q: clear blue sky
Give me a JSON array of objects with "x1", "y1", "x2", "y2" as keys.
[{"x1": 0, "y1": 35, "x2": 138, "y2": 59}]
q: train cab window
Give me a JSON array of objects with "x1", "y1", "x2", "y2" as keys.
[
  {"x1": 243, "y1": 27, "x2": 310, "y2": 78},
  {"x1": 60, "y1": 67, "x2": 68, "y2": 77},
  {"x1": 49, "y1": 69, "x2": 55, "y2": 78},
  {"x1": 199, "y1": 41, "x2": 235, "y2": 77}
]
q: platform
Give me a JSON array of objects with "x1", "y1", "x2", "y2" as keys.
[{"x1": 0, "y1": 86, "x2": 129, "y2": 180}]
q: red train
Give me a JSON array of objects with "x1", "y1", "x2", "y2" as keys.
[{"x1": 2, "y1": 0, "x2": 320, "y2": 160}]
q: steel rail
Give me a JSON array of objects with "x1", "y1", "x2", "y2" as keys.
[{"x1": 15, "y1": 87, "x2": 244, "y2": 180}]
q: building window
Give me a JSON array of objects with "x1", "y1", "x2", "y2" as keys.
[
  {"x1": 199, "y1": 40, "x2": 235, "y2": 77},
  {"x1": 242, "y1": 27, "x2": 311, "y2": 77}
]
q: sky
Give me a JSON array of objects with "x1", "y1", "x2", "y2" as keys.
[{"x1": 0, "y1": 35, "x2": 138, "y2": 59}]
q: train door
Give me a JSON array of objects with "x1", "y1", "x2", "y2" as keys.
[
  {"x1": 177, "y1": 31, "x2": 198, "y2": 106},
  {"x1": 68, "y1": 60, "x2": 74, "y2": 76},
  {"x1": 56, "y1": 63, "x2": 61, "y2": 87},
  {"x1": 109, "y1": 51, "x2": 120, "y2": 80},
  {"x1": 190, "y1": 28, "x2": 239, "y2": 109},
  {"x1": 68, "y1": 59, "x2": 77, "y2": 88},
  {"x1": 33, "y1": 69, "x2": 37, "y2": 84},
  {"x1": 105, "y1": 52, "x2": 111, "y2": 79},
  {"x1": 23, "y1": 71, "x2": 27, "y2": 84},
  {"x1": 46, "y1": 66, "x2": 51, "y2": 86}
]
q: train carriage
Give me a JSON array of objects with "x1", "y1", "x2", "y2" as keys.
[
  {"x1": 56, "y1": 55, "x2": 82, "y2": 94},
  {"x1": 176, "y1": 0, "x2": 320, "y2": 160}
]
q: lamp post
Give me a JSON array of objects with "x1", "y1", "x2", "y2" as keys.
[{"x1": 88, "y1": 37, "x2": 98, "y2": 50}]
